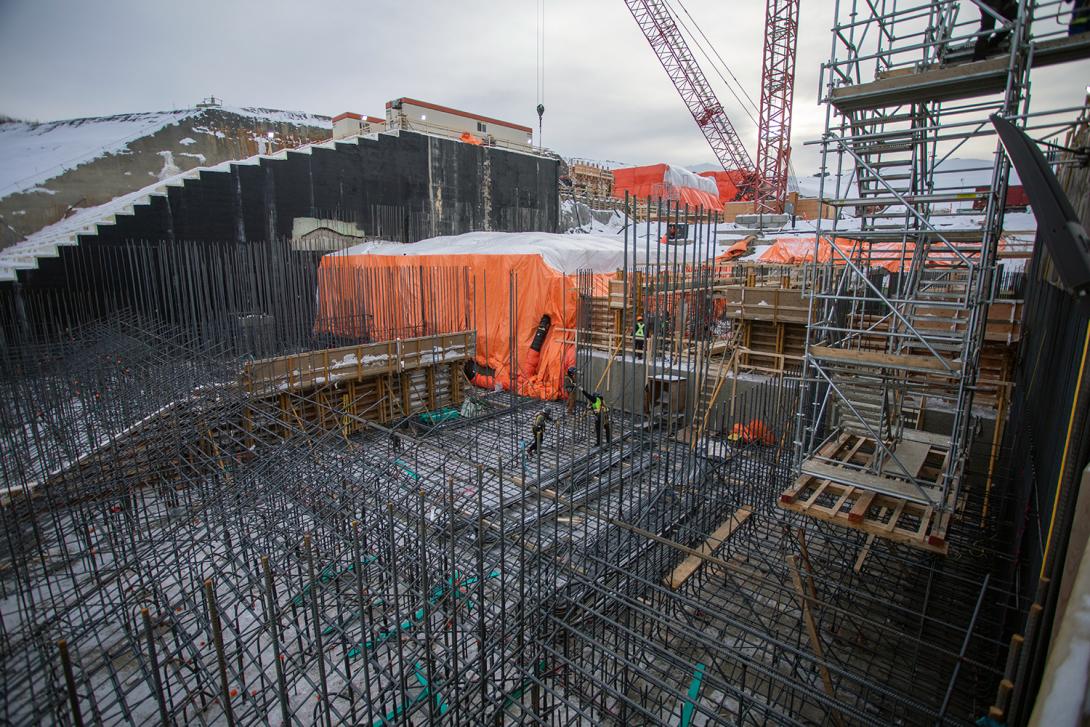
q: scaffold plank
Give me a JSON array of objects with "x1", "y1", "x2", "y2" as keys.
[{"x1": 810, "y1": 344, "x2": 959, "y2": 374}]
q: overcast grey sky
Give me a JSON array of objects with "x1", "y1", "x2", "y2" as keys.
[{"x1": 1, "y1": 0, "x2": 1087, "y2": 172}]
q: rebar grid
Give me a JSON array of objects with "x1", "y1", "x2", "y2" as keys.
[{"x1": 0, "y1": 196, "x2": 1020, "y2": 727}]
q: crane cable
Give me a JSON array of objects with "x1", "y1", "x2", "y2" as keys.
[
  {"x1": 667, "y1": 0, "x2": 801, "y2": 189},
  {"x1": 673, "y1": 0, "x2": 761, "y2": 118},
  {"x1": 536, "y1": 0, "x2": 545, "y2": 147},
  {"x1": 667, "y1": 0, "x2": 759, "y2": 127}
]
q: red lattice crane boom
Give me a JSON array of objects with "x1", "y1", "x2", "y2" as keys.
[
  {"x1": 623, "y1": 0, "x2": 757, "y2": 197},
  {"x1": 623, "y1": 0, "x2": 799, "y2": 213},
  {"x1": 755, "y1": 0, "x2": 800, "y2": 213}
]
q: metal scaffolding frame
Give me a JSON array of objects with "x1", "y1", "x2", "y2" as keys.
[{"x1": 794, "y1": 0, "x2": 1089, "y2": 517}]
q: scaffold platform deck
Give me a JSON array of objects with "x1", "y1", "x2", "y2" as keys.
[
  {"x1": 780, "y1": 432, "x2": 953, "y2": 554},
  {"x1": 830, "y1": 34, "x2": 1090, "y2": 112}
]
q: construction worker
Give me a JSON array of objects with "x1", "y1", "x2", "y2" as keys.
[
  {"x1": 1067, "y1": 0, "x2": 1090, "y2": 35},
  {"x1": 564, "y1": 366, "x2": 579, "y2": 414},
  {"x1": 582, "y1": 389, "x2": 612, "y2": 447},
  {"x1": 634, "y1": 314, "x2": 646, "y2": 360},
  {"x1": 526, "y1": 408, "x2": 554, "y2": 458},
  {"x1": 973, "y1": 0, "x2": 1017, "y2": 60}
]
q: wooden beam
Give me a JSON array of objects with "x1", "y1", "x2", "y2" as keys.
[
  {"x1": 800, "y1": 460, "x2": 940, "y2": 504},
  {"x1": 809, "y1": 344, "x2": 957, "y2": 374},
  {"x1": 853, "y1": 534, "x2": 876, "y2": 573},
  {"x1": 787, "y1": 555, "x2": 845, "y2": 727},
  {"x1": 664, "y1": 507, "x2": 753, "y2": 589}
]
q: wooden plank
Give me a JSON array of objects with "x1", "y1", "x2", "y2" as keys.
[
  {"x1": 848, "y1": 491, "x2": 876, "y2": 523},
  {"x1": 915, "y1": 506, "x2": 934, "y2": 540},
  {"x1": 664, "y1": 507, "x2": 753, "y2": 590},
  {"x1": 809, "y1": 344, "x2": 957, "y2": 374},
  {"x1": 802, "y1": 481, "x2": 830, "y2": 511},
  {"x1": 787, "y1": 555, "x2": 846, "y2": 727},
  {"x1": 880, "y1": 440, "x2": 930, "y2": 479},
  {"x1": 853, "y1": 534, "x2": 876, "y2": 573},
  {"x1": 815, "y1": 486, "x2": 855, "y2": 517},
  {"x1": 883, "y1": 500, "x2": 906, "y2": 532},
  {"x1": 779, "y1": 496, "x2": 949, "y2": 555},
  {"x1": 800, "y1": 460, "x2": 941, "y2": 504},
  {"x1": 900, "y1": 428, "x2": 952, "y2": 448}
]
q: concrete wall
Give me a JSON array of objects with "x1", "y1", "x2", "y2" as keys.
[
  {"x1": 579, "y1": 350, "x2": 766, "y2": 424},
  {"x1": 10, "y1": 129, "x2": 559, "y2": 295}
]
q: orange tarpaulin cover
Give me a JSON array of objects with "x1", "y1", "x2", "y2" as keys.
[
  {"x1": 315, "y1": 253, "x2": 611, "y2": 400},
  {"x1": 757, "y1": 237, "x2": 867, "y2": 265},
  {"x1": 459, "y1": 132, "x2": 484, "y2": 145},
  {"x1": 612, "y1": 164, "x2": 724, "y2": 211},
  {"x1": 720, "y1": 238, "x2": 751, "y2": 261},
  {"x1": 757, "y1": 236, "x2": 1021, "y2": 271},
  {"x1": 698, "y1": 170, "x2": 747, "y2": 203}
]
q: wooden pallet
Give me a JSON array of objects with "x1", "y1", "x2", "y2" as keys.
[{"x1": 778, "y1": 433, "x2": 952, "y2": 554}]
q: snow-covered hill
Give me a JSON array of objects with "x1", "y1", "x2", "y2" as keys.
[{"x1": 0, "y1": 106, "x2": 331, "y2": 248}]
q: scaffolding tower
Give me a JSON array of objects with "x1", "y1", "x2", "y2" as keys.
[{"x1": 788, "y1": 0, "x2": 1090, "y2": 551}]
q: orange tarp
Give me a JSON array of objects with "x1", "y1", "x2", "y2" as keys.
[
  {"x1": 757, "y1": 237, "x2": 867, "y2": 265},
  {"x1": 459, "y1": 132, "x2": 483, "y2": 145},
  {"x1": 315, "y1": 253, "x2": 610, "y2": 400},
  {"x1": 698, "y1": 170, "x2": 747, "y2": 202},
  {"x1": 612, "y1": 164, "x2": 724, "y2": 211},
  {"x1": 757, "y1": 236, "x2": 1021, "y2": 271},
  {"x1": 720, "y1": 238, "x2": 751, "y2": 261}
]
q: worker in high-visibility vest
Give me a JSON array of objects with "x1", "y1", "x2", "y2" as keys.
[
  {"x1": 526, "y1": 408, "x2": 554, "y2": 458},
  {"x1": 1068, "y1": 0, "x2": 1090, "y2": 35},
  {"x1": 564, "y1": 366, "x2": 579, "y2": 414},
  {"x1": 634, "y1": 314, "x2": 646, "y2": 360},
  {"x1": 582, "y1": 389, "x2": 612, "y2": 446}
]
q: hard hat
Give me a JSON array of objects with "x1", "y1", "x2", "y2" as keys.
[{"x1": 727, "y1": 432, "x2": 742, "y2": 442}]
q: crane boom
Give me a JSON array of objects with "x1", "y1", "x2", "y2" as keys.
[
  {"x1": 623, "y1": 0, "x2": 756, "y2": 193},
  {"x1": 755, "y1": 0, "x2": 800, "y2": 213}
]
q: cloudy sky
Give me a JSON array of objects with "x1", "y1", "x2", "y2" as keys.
[{"x1": 1, "y1": 0, "x2": 1087, "y2": 173}]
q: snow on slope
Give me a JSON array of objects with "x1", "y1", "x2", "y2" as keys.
[
  {"x1": 0, "y1": 110, "x2": 199, "y2": 198},
  {"x1": 0, "y1": 129, "x2": 335, "y2": 281},
  {"x1": 0, "y1": 106, "x2": 331, "y2": 199}
]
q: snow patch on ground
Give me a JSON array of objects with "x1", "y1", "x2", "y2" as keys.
[
  {"x1": 178, "y1": 137, "x2": 196, "y2": 146},
  {"x1": 155, "y1": 150, "x2": 180, "y2": 180}
]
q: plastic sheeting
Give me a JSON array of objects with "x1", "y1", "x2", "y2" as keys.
[
  {"x1": 315, "y1": 248, "x2": 612, "y2": 400},
  {"x1": 612, "y1": 164, "x2": 724, "y2": 211}
]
